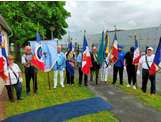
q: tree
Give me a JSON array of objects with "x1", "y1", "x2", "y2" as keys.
[{"x1": 0, "y1": 1, "x2": 70, "y2": 61}]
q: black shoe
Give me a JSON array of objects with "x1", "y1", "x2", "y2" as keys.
[
  {"x1": 26, "y1": 92, "x2": 30, "y2": 96},
  {"x1": 85, "y1": 84, "x2": 88, "y2": 86},
  {"x1": 10, "y1": 99, "x2": 15, "y2": 102},
  {"x1": 17, "y1": 97, "x2": 23, "y2": 101}
]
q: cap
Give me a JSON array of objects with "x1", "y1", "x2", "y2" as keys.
[
  {"x1": 118, "y1": 45, "x2": 124, "y2": 49},
  {"x1": 147, "y1": 47, "x2": 153, "y2": 51}
]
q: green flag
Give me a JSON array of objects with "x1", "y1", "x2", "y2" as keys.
[{"x1": 98, "y1": 31, "x2": 105, "y2": 65}]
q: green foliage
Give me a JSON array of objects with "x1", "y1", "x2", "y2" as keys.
[{"x1": 0, "y1": 1, "x2": 70, "y2": 45}]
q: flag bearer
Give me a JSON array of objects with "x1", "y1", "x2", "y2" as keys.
[
  {"x1": 90, "y1": 46, "x2": 100, "y2": 85},
  {"x1": 66, "y1": 43, "x2": 76, "y2": 85},
  {"x1": 22, "y1": 45, "x2": 37, "y2": 95},
  {"x1": 77, "y1": 50, "x2": 88, "y2": 86},
  {"x1": 112, "y1": 45, "x2": 125, "y2": 85},
  {"x1": 101, "y1": 54, "x2": 111, "y2": 83},
  {"x1": 124, "y1": 47, "x2": 137, "y2": 89},
  {"x1": 138, "y1": 47, "x2": 156, "y2": 94},
  {"x1": 53, "y1": 45, "x2": 66, "y2": 88}
]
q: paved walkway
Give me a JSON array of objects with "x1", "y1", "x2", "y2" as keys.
[{"x1": 89, "y1": 81, "x2": 161, "y2": 122}]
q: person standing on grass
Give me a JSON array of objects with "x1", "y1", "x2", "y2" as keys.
[
  {"x1": 53, "y1": 45, "x2": 66, "y2": 88},
  {"x1": 22, "y1": 45, "x2": 38, "y2": 95},
  {"x1": 66, "y1": 43, "x2": 76, "y2": 85},
  {"x1": 5, "y1": 55, "x2": 23, "y2": 102},
  {"x1": 124, "y1": 47, "x2": 137, "y2": 89},
  {"x1": 101, "y1": 54, "x2": 111, "y2": 83},
  {"x1": 90, "y1": 46, "x2": 100, "y2": 85},
  {"x1": 138, "y1": 47, "x2": 156, "y2": 95},
  {"x1": 112, "y1": 45, "x2": 125, "y2": 85},
  {"x1": 76, "y1": 50, "x2": 88, "y2": 86}
]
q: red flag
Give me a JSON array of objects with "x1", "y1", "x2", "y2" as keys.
[
  {"x1": 110, "y1": 32, "x2": 118, "y2": 63},
  {"x1": 133, "y1": 39, "x2": 141, "y2": 65},
  {"x1": 0, "y1": 57, "x2": 8, "y2": 81}
]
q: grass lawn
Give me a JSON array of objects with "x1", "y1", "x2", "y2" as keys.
[
  {"x1": 108, "y1": 76, "x2": 161, "y2": 111},
  {"x1": 4, "y1": 71, "x2": 118, "y2": 122}
]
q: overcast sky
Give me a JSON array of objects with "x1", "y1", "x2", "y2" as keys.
[{"x1": 65, "y1": 0, "x2": 161, "y2": 35}]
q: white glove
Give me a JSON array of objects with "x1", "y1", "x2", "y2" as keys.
[
  {"x1": 124, "y1": 66, "x2": 126, "y2": 70},
  {"x1": 137, "y1": 70, "x2": 141, "y2": 75}
]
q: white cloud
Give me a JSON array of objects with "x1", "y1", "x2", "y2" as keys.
[{"x1": 64, "y1": 0, "x2": 161, "y2": 38}]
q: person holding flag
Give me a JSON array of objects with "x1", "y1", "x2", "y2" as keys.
[
  {"x1": 66, "y1": 42, "x2": 75, "y2": 85},
  {"x1": 53, "y1": 45, "x2": 66, "y2": 88},
  {"x1": 90, "y1": 46, "x2": 100, "y2": 85},
  {"x1": 138, "y1": 46, "x2": 156, "y2": 94},
  {"x1": 81, "y1": 32, "x2": 92, "y2": 86},
  {"x1": 112, "y1": 45, "x2": 125, "y2": 85},
  {"x1": 22, "y1": 45, "x2": 38, "y2": 95},
  {"x1": 110, "y1": 32, "x2": 125, "y2": 85},
  {"x1": 124, "y1": 47, "x2": 137, "y2": 89}
]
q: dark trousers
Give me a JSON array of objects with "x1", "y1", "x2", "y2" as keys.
[
  {"x1": 126, "y1": 65, "x2": 137, "y2": 85},
  {"x1": 79, "y1": 67, "x2": 88, "y2": 86},
  {"x1": 6, "y1": 83, "x2": 22, "y2": 101},
  {"x1": 112, "y1": 65, "x2": 124, "y2": 85},
  {"x1": 142, "y1": 69, "x2": 156, "y2": 94},
  {"x1": 66, "y1": 68, "x2": 74, "y2": 84},
  {"x1": 90, "y1": 69, "x2": 99, "y2": 84},
  {"x1": 25, "y1": 68, "x2": 37, "y2": 94}
]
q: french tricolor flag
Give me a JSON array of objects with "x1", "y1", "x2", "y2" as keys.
[
  {"x1": 149, "y1": 38, "x2": 161, "y2": 75},
  {"x1": 110, "y1": 32, "x2": 118, "y2": 63},
  {"x1": 82, "y1": 33, "x2": 92, "y2": 75},
  {"x1": 133, "y1": 38, "x2": 141, "y2": 65},
  {"x1": 0, "y1": 32, "x2": 8, "y2": 81}
]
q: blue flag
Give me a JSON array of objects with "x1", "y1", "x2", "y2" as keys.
[
  {"x1": 66, "y1": 42, "x2": 74, "y2": 76},
  {"x1": 68, "y1": 42, "x2": 73, "y2": 51},
  {"x1": 0, "y1": 32, "x2": 2, "y2": 45},
  {"x1": 153, "y1": 38, "x2": 161, "y2": 65},
  {"x1": 83, "y1": 35, "x2": 88, "y2": 52},
  {"x1": 36, "y1": 32, "x2": 41, "y2": 43},
  {"x1": 149, "y1": 38, "x2": 161, "y2": 75}
]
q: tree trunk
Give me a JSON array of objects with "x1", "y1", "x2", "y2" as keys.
[{"x1": 14, "y1": 43, "x2": 21, "y2": 63}]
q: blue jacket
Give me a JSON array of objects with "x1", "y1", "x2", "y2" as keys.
[
  {"x1": 54, "y1": 52, "x2": 66, "y2": 71},
  {"x1": 114, "y1": 50, "x2": 125, "y2": 67}
]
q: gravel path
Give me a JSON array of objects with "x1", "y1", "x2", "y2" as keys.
[{"x1": 89, "y1": 81, "x2": 161, "y2": 122}]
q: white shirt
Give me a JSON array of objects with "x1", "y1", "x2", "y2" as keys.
[
  {"x1": 139, "y1": 54, "x2": 155, "y2": 69},
  {"x1": 5, "y1": 63, "x2": 22, "y2": 85},
  {"x1": 21, "y1": 54, "x2": 32, "y2": 67}
]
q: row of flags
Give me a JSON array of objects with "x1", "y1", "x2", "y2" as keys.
[{"x1": 0, "y1": 31, "x2": 160, "y2": 82}]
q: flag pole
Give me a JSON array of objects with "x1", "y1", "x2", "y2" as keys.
[{"x1": 47, "y1": 71, "x2": 51, "y2": 90}]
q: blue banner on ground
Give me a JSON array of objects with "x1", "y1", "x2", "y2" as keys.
[{"x1": 3, "y1": 97, "x2": 112, "y2": 122}]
